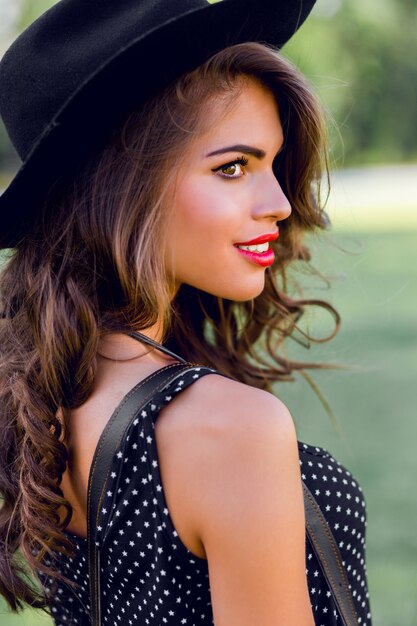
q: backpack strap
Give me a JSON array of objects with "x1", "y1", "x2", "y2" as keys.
[
  {"x1": 303, "y1": 483, "x2": 359, "y2": 625},
  {"x1": 87, "y1": 361, "x2": 192, "y2": 626}
]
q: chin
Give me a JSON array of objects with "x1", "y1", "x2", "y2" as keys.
[
  {"x1": 232, "y1": 287, "x2": 265, "y2": 302},
  {"x1": 201, "y1": 278, "x2": 266, "y2": 302}
]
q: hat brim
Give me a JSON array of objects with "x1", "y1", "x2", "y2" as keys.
[{"x1": 0, "y1": 0, "x2": 315, "y2": 248}]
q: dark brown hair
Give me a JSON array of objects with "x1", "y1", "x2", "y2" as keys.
[{"x1": 0, "y1": 42, "x2": 339, "y2": 613}]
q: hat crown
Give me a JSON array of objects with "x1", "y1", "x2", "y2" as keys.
[{"x1": 0, "y1": 0, "x2": 206, "y2": 161}]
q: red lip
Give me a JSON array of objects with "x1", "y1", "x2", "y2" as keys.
[{"x1": 234, "y1": 230, "x2": 279, "y2": 246}]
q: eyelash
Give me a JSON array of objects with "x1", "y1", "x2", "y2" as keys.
[{"x1": 212, "y1": 156, "x2": 249, "y2": 179}]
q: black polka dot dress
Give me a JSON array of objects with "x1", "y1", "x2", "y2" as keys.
[{"x1": 39, "y1": 366, "x2": 372, "y2": 625}]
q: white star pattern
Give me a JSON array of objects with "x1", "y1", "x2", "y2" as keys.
[{"x1": 37, "y1": 366, "x2": 371, "y2": 626}]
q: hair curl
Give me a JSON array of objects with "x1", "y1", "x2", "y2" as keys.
[{"x1": 0, "y1": 42, "x2": 339, "y2": 613}]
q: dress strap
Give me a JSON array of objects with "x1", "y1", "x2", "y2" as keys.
[{"x1": 125, "y1": 330, "x2": 187, "y2": 363}]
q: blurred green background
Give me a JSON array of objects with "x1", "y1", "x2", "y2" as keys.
[{"x1": 0, "y1": 1, "x2": 416, "y2": 625}]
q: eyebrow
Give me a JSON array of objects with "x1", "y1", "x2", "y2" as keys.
[{"x1": 205, "y1": 143, "x2": 283, "y2": 159}]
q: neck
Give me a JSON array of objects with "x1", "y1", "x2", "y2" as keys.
[{"x1": 97, "y1": 323, "x2": 164, "y2": 362}]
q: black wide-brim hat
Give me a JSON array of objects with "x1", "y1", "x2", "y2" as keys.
[{"x1": 0, "y1": 0, "x2": 316, "y2": 249}]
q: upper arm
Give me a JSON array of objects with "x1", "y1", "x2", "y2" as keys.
[{"x1": 188, "y1": 378, "x2": 314, "y2": 626}]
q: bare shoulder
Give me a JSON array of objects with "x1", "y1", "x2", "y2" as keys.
[
  {"x1": 160, "y1": 370, "x2": 295, "y2": 438},
  {"x1": 156, "y1": 372, "x2": 312, "y2": 625},
  {"x1": 155, "y1": 372, "x2": 298, "y2": 491},
  {"x1": 165, "y1": 371, "x2": 300, "y2": 511}
]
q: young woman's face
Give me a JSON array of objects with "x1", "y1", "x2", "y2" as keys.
[{"x1": 164, "y1": 78, "x2": 292, "y2": 301}]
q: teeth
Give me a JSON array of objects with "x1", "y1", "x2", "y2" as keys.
[{"x1": 237, "y1": 242, "x2": 269, "y2": 253}]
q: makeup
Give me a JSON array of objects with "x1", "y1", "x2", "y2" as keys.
[
  {"x1": 234, "y1": 246, "x2": 275, "y2": 267},
  {"x1": 233, "y1": 230, "x2": 278, "y2": 267}
]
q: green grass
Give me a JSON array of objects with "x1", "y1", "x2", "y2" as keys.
[
  {"x1": 1, "y1": 230, "x2": 417, "y2": 625},
  {"x1": 276, "y1": 230, "x2": 417, "y2": 626},
  {"x1": 0, "y1": 608, "x2": 52, "y2": 626}
]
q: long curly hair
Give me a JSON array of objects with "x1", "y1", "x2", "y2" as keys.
[{"x1": 0, "y1": 41, "x2": 339, "y2": 613}]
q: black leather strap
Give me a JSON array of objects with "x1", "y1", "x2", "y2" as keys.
[
  {"x1": 303, "y1": 482, "x2": 359, "y2": 625},
  {"x1": 87, "y1": 361, "x2": 191, "y2": 626},
  {"x1": 125, "y1": 330, "x2": 188, "y2": 363}
]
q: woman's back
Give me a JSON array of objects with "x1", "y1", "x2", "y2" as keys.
[
  {"x1": 51, "y1": 341, "x2": 371, "y2": 625},
  {"x1": 58, "y1": 350, "x2": 182, "y2": 541},
  {"x1": 58, "y1": 347, "x2": 313, "y2": 623}
]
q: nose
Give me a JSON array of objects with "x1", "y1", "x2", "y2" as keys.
[{"x1": 252, "y1": 174, "x2": 292, "y2": 222}]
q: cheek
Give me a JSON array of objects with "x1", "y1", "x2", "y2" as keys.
[
  {"x1": 172, "y1": 177, "x2": 237, "y2": 246},
  {"x1": 165, "y1": 177, "x2": 266, "y2": 299}
]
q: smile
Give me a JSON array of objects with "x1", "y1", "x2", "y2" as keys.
[
  {"x1": 236, "y1": 242, "x2": 269, "y2": 253},
  {"x1": 234, "y1": 243, "x2": 275, "y2": 267}
]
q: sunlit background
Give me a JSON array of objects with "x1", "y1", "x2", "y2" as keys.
[{"x1": 1, "y1": 1, "x2": 416, "y2": 625}]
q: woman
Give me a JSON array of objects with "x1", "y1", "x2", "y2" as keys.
[{"x1": 0, "y1": 1, "x2": 372, "y2": 625}]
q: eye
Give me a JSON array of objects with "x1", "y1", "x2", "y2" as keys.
[{"x1": 211, "y1": 156, "x2": 249, "y2": 180}]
